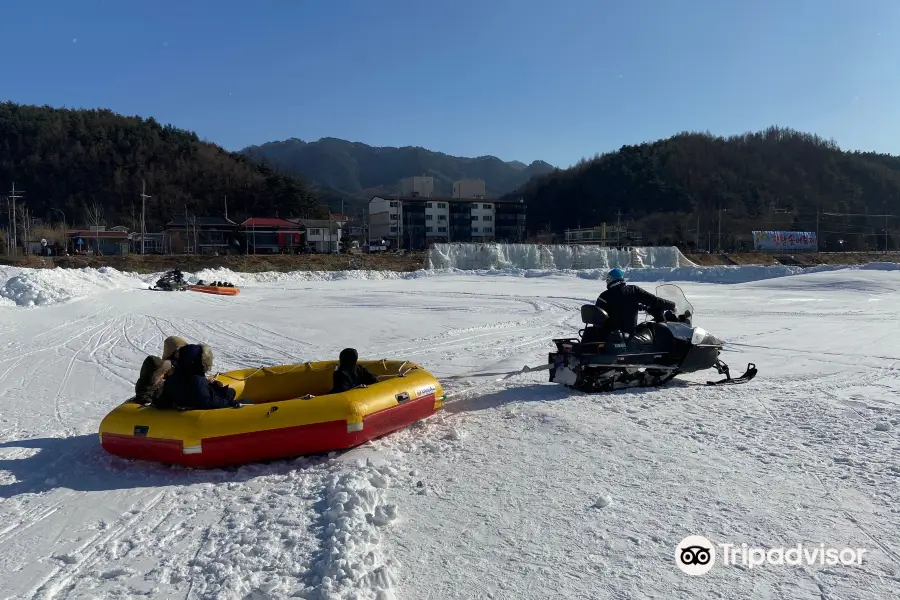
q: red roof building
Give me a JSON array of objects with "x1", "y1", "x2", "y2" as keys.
[
  {"x1": 241, "y1": 218, "x2": 302, "y2": 229},
  {"x1": 240, "y1": 218, "x2": 304, "y2": 253}
]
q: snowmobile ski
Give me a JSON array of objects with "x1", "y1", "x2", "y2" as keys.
[{"x1": 706, "y1": 362, "x2": 757, "y2": 386}]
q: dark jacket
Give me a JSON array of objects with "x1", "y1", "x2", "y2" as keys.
[
  {"x1": 329, "y1": 348, "x2": 378, "y2": 394},
  {"x1": 160, "y1": 344, "x2": 237, "y2": 410},
  {"x1": 134, "y1": 356, "x2": 170, "y2": 405},
  {"x1": 597, "y1": 281, "x2": 676, "y2": 334}
]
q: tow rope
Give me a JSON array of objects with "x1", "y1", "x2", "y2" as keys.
[{"x1": 440, "y1": 363, "x2": 551, "y2": 382}]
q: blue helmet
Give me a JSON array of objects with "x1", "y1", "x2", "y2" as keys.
[{"x1": 605, "y1": 268, "x2": 625, "y2": 288}]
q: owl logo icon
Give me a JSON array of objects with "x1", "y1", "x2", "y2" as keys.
[{"x1": 675, "y1": 535, "x2": 716, "y2": 575}]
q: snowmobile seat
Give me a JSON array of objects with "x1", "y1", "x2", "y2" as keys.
[
  {"x1": 578, "y1": 304, "x2": 611, "y2": 347},
  {"x1": 580, "y1": 304, "x2": 609, "y2": 327}
]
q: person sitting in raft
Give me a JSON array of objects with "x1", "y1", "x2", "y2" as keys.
[
  {"x1": 132, "y1": 356, "x2": 172, "y2": 405},
  {"x1": 162, "y1": 335, "x2": 187, "y2": 362},
  {"x1": 130, "y1": 335, "x2": 186, "y2": 405},
  {"x1": 159, "y1": 343, "x2": 240, "y2": 410},
  {"x1": 329, "y1": 348, "x2": 378, "y2": 394}
]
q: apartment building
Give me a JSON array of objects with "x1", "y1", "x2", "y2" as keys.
[
  {"x1": 399, "y1": 176, "x2": 434, "y2": 198},
  {"x1": 368, "y1": 195, "x2": 526, "y2": 249},
  {"x1": 452, "y1": 179, "x2": 486, "y2": 199}
]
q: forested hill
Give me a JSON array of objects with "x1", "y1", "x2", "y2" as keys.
[
  {"x1": 509, "y1": 127, "x2": 900, "y2": 249},
  {"x1": 0, "y1": 103, "x2": 327, "y2": 229},
  {"x1": 240, "y1": 137, "x2": 555, "y2": 198}
]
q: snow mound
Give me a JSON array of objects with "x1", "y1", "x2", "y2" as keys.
[
  {"x1": 183, "y1": 267, "x2": 426, "y2": 286},
  {"x1": 0, "y1": 266, "x2": 144, "y2": 307},
  {"x1": 859, "y1": 261, "x2": 900, "y2": 271},
  {"x1": 306, "y1": 461, "x2": 401, "y2": 600},
  {"x1": 426, "y1": 243, "x2": 696, "y2": 270}
]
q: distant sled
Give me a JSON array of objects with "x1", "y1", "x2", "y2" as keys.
[
  {"x1": 98, "y1": 360, "x2": 444, "y2": 468},
  {"x1": 188, "y1": 284, "x2": 240, "y2": 296},
  {"x1": 187, "y1": 279, "x2": 240, "y2": 296},
  {"x1": 547, "y1": 284, "x2": 757, "y2": 393}
]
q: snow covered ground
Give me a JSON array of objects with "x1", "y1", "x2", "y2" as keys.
[{"x1": 0, "y1": 264, "x2": 898, "y2": 599}]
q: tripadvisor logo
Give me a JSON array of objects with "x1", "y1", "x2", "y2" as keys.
[
  {"x1": 675, "y1": 536, "x2": 716, "y2": 575},
  {"x1": 675, "y1": 536, "x2": 868, "y2": 575}
]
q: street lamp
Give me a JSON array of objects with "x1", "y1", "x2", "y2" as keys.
[{"x1": 717, "y1": 207, "x2": 731, "y2": 253}]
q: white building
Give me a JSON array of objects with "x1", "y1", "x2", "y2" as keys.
[
  {"x1": 424, "y1": 199, "x2": 450, "y2": 238},
  {"x1": 368, "y1": 196, "x2": 509, "y2": 247},
  {"x1": 367, "y1": 197, "x2": 401, "y2": 245},
  {"x1": 399, "y1": 176, "x2": 434, "y2": 198},
  {"x1": 296, "y1": 218, "x2": 343, "y2": 252},
  {"x1": 469, "y1": 200, "x2": 496, "y2": 239},
  {"x1": 452, "y1": 179, "x2": 486, "y2": 199}
]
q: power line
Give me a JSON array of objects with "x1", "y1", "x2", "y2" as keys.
[
  {"x1": 8, "y1": 183, "x2": 25, "y2": 256},
  {"x1": 140, "y1": 180, "x2": 151, "y2": 255}
]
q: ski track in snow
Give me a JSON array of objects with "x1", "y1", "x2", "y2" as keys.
[{"x1": 0, "y1": 268, "x2": 898, "y2": 598}]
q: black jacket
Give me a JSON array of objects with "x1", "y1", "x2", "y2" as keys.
[
  {"x1": 330, "y1": 364, "x2": 378, "y2": 394},
  {"x1": 597, "y1": 282, "x2": 676, "y2": 334},
  {"x1": 159, "y1": 344, "x2": 237, "y2": 410}
]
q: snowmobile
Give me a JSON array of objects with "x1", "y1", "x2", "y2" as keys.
[
  {"x1": 548, "y1": 284, "x2": 757, "y2": 393},
  {"x1": 150, "y1": 269, "x2": 189, "y2": 292}
]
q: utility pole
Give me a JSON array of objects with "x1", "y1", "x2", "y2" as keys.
[
  {"x1": 339, "y1": 197, "x2": 344, "y2": 253},
  {"x1": 9, "y1": 183, "x2": 24, "y2": 256},
  {"x1": 140, "y1": 180, "x2": 151, "y2": 255},
  {"x1": 224, "y1": 194, "x2": 228, "y2": 221},
  {"x1": 616, "y1": 209, "x2": 622, "y2": 248},
  {"x1": 815, "y1": 209, "x2": 820, "y2": 252},
  {"x1": 696, "y1": 212, "x2": 700, "y2": 250},
  {"x1": 717, "y1": 207, "x2": 722, "y2": 253}
]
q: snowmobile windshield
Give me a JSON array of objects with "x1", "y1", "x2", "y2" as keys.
[{"x1": 655, "y1": 284, "x2": 694, "y2": 317}]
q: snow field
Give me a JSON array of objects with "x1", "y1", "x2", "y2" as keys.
[{"x1": 0, "y1": 264, "x2": 898, "y2": 598}]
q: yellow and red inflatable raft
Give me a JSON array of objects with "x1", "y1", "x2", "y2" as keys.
[{"x1": 98, "y1": 360, "x2": 444, "y2": 468}]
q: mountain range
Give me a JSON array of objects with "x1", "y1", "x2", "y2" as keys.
[{"x1": 240, "y1": 137, "x2": 556, "y2": 200}]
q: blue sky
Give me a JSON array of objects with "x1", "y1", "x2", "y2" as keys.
[{"x1": 2, "y1": 0, "x2": 898, "y2": 168}]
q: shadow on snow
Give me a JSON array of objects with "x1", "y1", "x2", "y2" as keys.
[
  {"x1": 0, "y1": 381, "x2": 694, "y2": 498},
  {"x1": 0, "y1": 434, "x2": 333, "y2": 498},
  {"x1": 443, "y1": 379, "x2": 695, "y2": 414}
]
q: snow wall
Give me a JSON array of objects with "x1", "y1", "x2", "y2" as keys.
[{"x1": 425, "y1": 243, "x2": 697, "y2": 271}]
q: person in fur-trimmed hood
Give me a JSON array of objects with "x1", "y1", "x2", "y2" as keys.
[
  {"x1": 160, "y1": 343, "x2": 238, "y2": 410},
  {"x1": 162, "y1": 335, "x2": 187, "y2": 361},
  {"x1": 133, "y1": 356, "x2": 172, "y2": 405}
]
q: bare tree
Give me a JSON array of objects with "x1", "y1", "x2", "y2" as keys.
[
  {"x1": 15, "y1": 203, "x2": 30, "y2": 254},
  {"x1": 84, "y1": 201, "x2": 104, "y2": 254},
  {"x1": 187, "y1": 214, "x2": 199, "y2": 254}
]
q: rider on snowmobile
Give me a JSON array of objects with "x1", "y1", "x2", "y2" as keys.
[{"x1": 595, "y1": 268, "x2": 677, "y2": 334}]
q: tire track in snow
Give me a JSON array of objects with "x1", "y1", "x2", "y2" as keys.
[
  {"x1": 28, "y1": 490, "x2": 169, "y2": 600},
  {"x1": 51, "y1": 317, "x2": 122, "y2": 429},
  {"x1": 693, "y1": 366, "x2": 900, "y2": 573}
]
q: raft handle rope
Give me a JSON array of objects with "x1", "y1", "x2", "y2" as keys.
[{"x1": 214, "y1": 360, "x2": 419, "y2": 382}]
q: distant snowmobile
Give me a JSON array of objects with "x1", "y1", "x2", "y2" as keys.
[
  {"x1": 150, "y1": 269, "x2": 189, "y2": 292},
  {"x1": 548, "y1": 284, "x2": 757, "y2": 393}
]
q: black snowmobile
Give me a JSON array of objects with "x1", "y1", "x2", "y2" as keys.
[
  {"x1": 150, "y1": 269, "x2": 189, "y2": 292},
  {"x1": 548, "y1": 284, "x2": 757, "y2": 393}
]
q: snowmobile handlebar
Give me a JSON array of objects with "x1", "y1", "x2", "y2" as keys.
[{"x1": 653, "y1": 309, "x2": 692, "y2": 324}]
